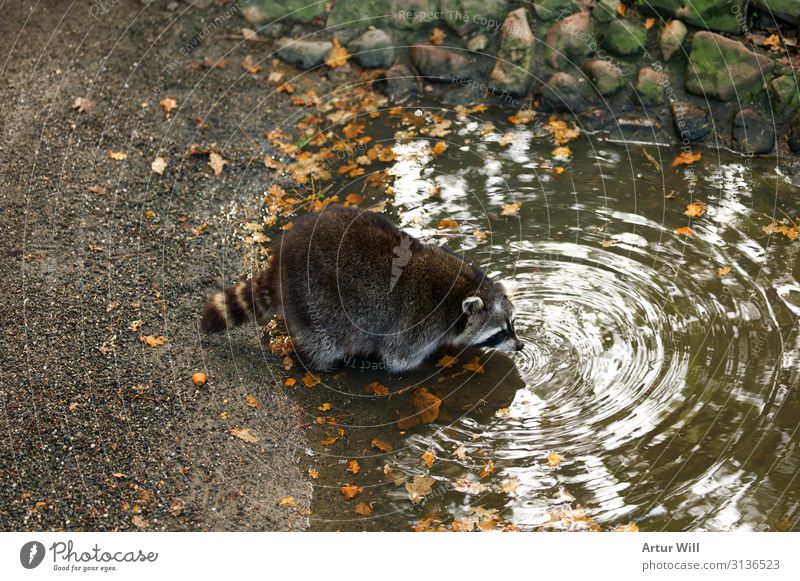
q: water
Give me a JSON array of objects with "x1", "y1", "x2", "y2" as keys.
[{"x1": 275, "y1": 104, "x2": 800, "y2": 532}]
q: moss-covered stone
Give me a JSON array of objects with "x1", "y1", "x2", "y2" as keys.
[
  {"x1": 441, "y1": 0, "x2": 508, "y2": 36},
  {"x1": 731, "y1": 108, "x2": 775, "y2": 154},
  {"x1": 659, "y1": 19, "x2": 687, "y2": 61},
  {"x1": 490, "y1": 8, "x2": 535, "y2": 95},
  {"x1": 583, "y1": 59, "x2": 626, "y2": 95},
  {"x1": 602, "y1": 19, "x2": 648, "y2": 57},
  {"x1": 686, "y1": 32, "x2": 774, "y2": 101},
  {"x1": 242, "y1": 0, "x2": 326, "y2": 24},
  {"x1": 753, "y1": 1, "x2": 800, "y2": 25},
  {"x1": 635, "y1": 0, "x2": 749, "y2": 35},
  {"x1": 326, "y1": 0, "x2": 392, "y2": 32},
  {"x1": 391, "y1": 0, "x2": 440, "y2": 29},
  {"x1": 593, "y1": 0, "x2": 621, "y2": 25},
  {"x1": 545, "y1": 11, "x2": 593, "y2": 69},
  {"x1": 533, "y1": 0, "x2": 580, "y2": 21},
  {"x1": 635, "y1": 67, "x2": 666, "y2": 105},
  {"x1": 769, "y1": 76, "x2": 800, "y2": 119}
]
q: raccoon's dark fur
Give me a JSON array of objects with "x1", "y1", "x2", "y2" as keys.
[{"x1": 201, "y1": 206, "x2": 522, "y2": 372}]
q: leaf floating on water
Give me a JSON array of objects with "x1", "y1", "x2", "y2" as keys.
[
  {"x1": 473, "y1": 229, "x2": 489, "y2": 241},
  {"x1": 498, "y1": 477, "x2": 521, "y2": 496},
  {"x1": 405, "y1": 474, "x2": 435, "y2": 503},
  {"x1": 551, "y1": 146, "x2": 572, "y2": 159},
  {"x1": 547, "y1": 451, "x2": 562, "y2": 468},
  {"x1": 601, "y1": 239, "x2": 616, "y2": 248},
  {"x1": 437, "y1": 218, "x2": 458, "y2": 230},
  {"x1": 365, "y1": 381, "x2": 389, "y2": 396},
  {"x1": 347, "y1": 460, "x2": 360, "y2": 474},
  {"x1": 463, "y1": 356, "x2": 485, "y2": 374},
  {"x1": 303, "y1": 373, "x2": 321, "y2": 388},
  {"x1": 326, "y1": 37, "x2": 351, "y2": 68},
  {"x1": 480, "y1": 459, "x2": 495, "y2": 478},
  {"x1": 230, "y1": 427, "x2": 259, "y2": 444},
  {"x1": 546, "y1": 116, "x2": 580, "y2": 144},
  {"x1": 139, "y1": 335, "x2": 167, "y2": 348},
  {"x1": 435, "y1": 354, "x2": 458, "y2": 368},
  {"x1": 341, "y1": 483, "x2": 362, "y2": 500},
  {"x1": 354, "y1": 502, "x2": 373, "y2": 516},
  {"x1": 613, "y1": 522, "x2": 640, "y2": 532},
  {"x1": 453, "y1": 444, "x2": 467, "y2": 461},
  {"x1": 421, "y1": 450, "x2": 436, "y2": 468},
  {"x1": 501, "y1": 202, "x2": 522, "y2": 217},
  {"x1": 495, "y1": 407, "x2": 510, "y2": 418},
  {"x1": 763, "y1": 221, "x2": 799, "y2": 241},
  {"x1": 685, "y1": 202, "x2": 706, "y2": 218},
  {"x1": 508, "y1": 109, "x2": 536, "y2": 124},
  {"x1": 208, "y1": 152, "x2": 227, "y2": 176},
  {"x1": 429, "y1": 27, "x2": 447, "y2": 46},
  {"x1": 675, "y1": 226, "x2": 696, "y2": 238},
  {"x1": 671, "y1": 150, "x2": 702, "y2": 167},
  {"x1": 371, "y1": 438, "x2": 393, "y2": 453},
  {"x1": 717, "y1": 266, "x2": 731, "y2": 277}
]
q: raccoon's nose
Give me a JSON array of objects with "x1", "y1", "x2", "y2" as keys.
[{"x1": 514, "y1": 340, "x2": 524, "y2": 351}]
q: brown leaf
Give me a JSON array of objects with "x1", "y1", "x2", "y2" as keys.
[
  {"x1": 430, "y1": 27, "x2": 447, "y2": 46},
  {"x1": 685, "y1": 202, "x2": 706, "y2": 218},
  {"x1": 131, "y1": 515, "x2": 149, "y2": 528},
  {"x1": 371, "y1": 438, "x2": 393, "y2": 452},
  {"x1": 354, "y1": 502, "x2": 372, "y2": 516},
  {"x1": 366, "y1": 381, "x2": 389, "y2": 396},
  {"x1": 191, "y1": 372, "x2": 206, "y2": 386},
  {"x1": 139, "y1": 335, "x2": 167, "y2": 348},
  {"x1": 613, "y1": 522, "x2": 640, "y2": 532},
  {"x1": 302, "y1": 373, "x2": 321, "y2": 388},
  {"x1": 435, "y1": 354, "x2": 458, "y2": 368},
  {"x1": 347, "y1": 459, "x2": 360, "y2": 474},
  {"x1": 463, "y1": 356, "x2": 485, "y2": 374},
  {"x1": 72, "y1": 97, "x2": 95, "y2": 113},
  {"x1": 405, "y1": 474, "x2": 435, "y2": 503},
  {"x1": 230, "y1": 427, "x2": 259, "y2": 443},
  {"x1": 675, "y1": 226, "x2": 696, "y2": 237},
  {"x1": 208, "y1": 152, "x2": 227, "y2": 176},
  {"x1": 341, "y1": 483, "x2": 362, "y2": 500},
  {"x1": 480, "y1": 459, "x2": 495, "y2": 478},
  {"x1": 326, "y1": 37, "x2": 351, "y2": 68},
  {"x1": 108, "y1": 150, "x2": 127, "y2": 161},
  {"x1": 240, "y1": 55, "x2": 261, "y2": 74},
  {"x1": 245, "y1": 394, "x2": 261, "y2": 409}
]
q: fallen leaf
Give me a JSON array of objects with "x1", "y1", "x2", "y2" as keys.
[
  {"x1": 108, "y1": 150, "x2": 127, "y2": 161},
  {"x1": 240, "y1": 55, "x2": 261, "y2": 74},
  {"x1": 245, "y1": 394, "x2": 261, "y2": 409},
  {"x1": 139, "y1": 335, "x2": 167, "y2": 348},
  {"x1": 326, "y1": 37, "x2": 350, "y2": 68},
  {"x1": 371, "y1": 438, "x2": 393, "y2": 453},
  {"x1": 87, "y1": 184, "x2": 108, "y2": 195},
  {"x1": 345, "y1": 193, "x2": 363, "y2": 205},
  {"x1": 498, "y1": 477, "x2": 521, "y2": 496},
  {"x1": 501, "y1": 202, "x2": 522, "y2": 217},
  {"x1": 151, "y1": 156, "x2": 167, "y2": 175},
  {"x1": 432, "y1": 141, "x2": 448, "y2": 156},
  {"x1": 685, "y1": 202, "x2": 706, "y2": 218},
  {"x1": 279, "y1": 496, "x2": 296, "y2": 506},
  {"x1": 405, "y1": 474, "x2": 435, "y2": 503},
  {"x1": 675, "y1": 226, "x2": 696, "y2": 237},
  {"x1": 546, "y1": 116, "x2": 581, "y2": 144},
  {"x1": 208, "y1": 152, "x2": 227, "y2": 176},
  {"x1": 616, "y1": 3, "x2": 626, "y2": 16},
  {"x1": 473, "y1": 230, "x2": 489, "y2": 241},
  {"x1": 398, "y1": 387, "x2": 442, "y2": 429},
  {"x1": 508, "y1": 109, "x2": 535, "y2": 124},
  {"x1": 191, "y1": 372, "x2": 206, "y2": 386},
  {"x1": 453, "y1": 445, "x2": 467, "y2": 460},
  {"x1": 463, "y1": 356, "x2": 485, "y2": 374},
  {"x1": 554, "y1": 166, "x2": 565, "y2": 175},
  {"x1": 284, "y1": 377, "x2": 297, "y2": 387},
  {"x1": 547, "y1": 451, "x2": 562, "y2": 468},
  {"x1": 303, "y1": 373, "x2": 321, "y2": 388},
  {"x1": 761, "y1": 33, "x2": 783, "y2": 52},
  {"x1": 230, "y1": 427, "x2": 259, "y2": 443},
  {"x1": 435, "y1": 354, "x2": 458, "y2": 368},
  {"x1": 552, "y1": 146, "x2": 572, "y2": 159},
  {"x1": 347, "y1": 459, "x2": 360, "y2": 474},
  {"x1": 437, "y1": 218, "x2": 458, "y2": 230},
  {"x1": 241, "y1": 27, "x2": 258, "y2": 41},
  {"x1": 267, "y1": 71, "x2": 284, "y2": 83},
  {"x1": 613, "y1": 522, "x2": 640, "y2": 532},
  {"x1": 308, "y1": 468, "x2": 319, "y2": 479},
  {"x1": 318, "y1": 402, "x2": 333, "y2": 412},
  {"x1": 430, "y1": 27, "x2": 447, "y2": 45},
  {"x1": 341, "y1": 483, "x2": 362, "y2": 500},
  {"x1": 160, "y1": 96, "x2": 177, "y2": 118},
  {"x1": 354, "y1": 502, "x2": 372, "y2": 516},
  {"x1": 644, "y1": 17, "x2": 656, "y2": 30},
  {"x1": 601, "y1": 239, "x2": 616, "y2": 248},
  {"x1": 72, "y1": 97, "x2": 95, "y2": 113},
  {"x1": 671, "y1": 150, "x2": 702, "y2": 167},
  {"x1": 480, "y1": 459, "x2": 495, "y2": 478},
  {"x1": 717, "y1": 266, "x2": 731, "y2": 277},
  {"x1": 366, "y1": 381, "x2": 389, "y2": 396},
  {"x1": 128, "y1": 320, "x2": 143, "y2": 332},
  {"x1": 421, "y1": 450, "x2": 435, "y2": 468},
  {"x1": 763, "y1": 221, "x2": 799, "y2": 241},
  {"x1": 131, "y1": 515, "x2": 149, "y2": 528}
]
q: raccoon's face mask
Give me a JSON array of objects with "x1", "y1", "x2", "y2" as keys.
[{"x1": 459, "y1": 293, "x2": 524, "y2": 352}]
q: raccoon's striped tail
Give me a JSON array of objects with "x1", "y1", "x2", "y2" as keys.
[{"x1": 201, "y1": 269, "x2": 271, "y2": 333}]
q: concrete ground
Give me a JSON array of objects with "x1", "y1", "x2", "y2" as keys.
[{"x1": 0, "y1": 0, "x2": 321, "y2": 531}]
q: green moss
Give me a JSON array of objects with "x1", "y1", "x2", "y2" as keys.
[
  {"x1": 242, "y1": 0, "x2": 326, "y2": 23},
  {"x1": 602, "y1": 19, "x2": 648, "y2": 56},
  {"x1": 770, "y1": 76, "x2": 800, "y2": 119},
  {"x1": 533, "y1": 0, "x2": 580, "y2": 21}
]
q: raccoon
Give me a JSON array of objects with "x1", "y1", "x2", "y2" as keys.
[{"x1": 201, "y1": 206, "x2": 522, "y2": 373}]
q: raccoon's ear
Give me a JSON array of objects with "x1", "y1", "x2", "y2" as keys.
[{"x1": 462, "y1": 296, "x2": 484, "y2": 315}]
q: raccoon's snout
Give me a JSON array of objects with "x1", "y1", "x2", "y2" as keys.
[{"x1": 514, "y1": 339, "x2": 524, "y2": 351}]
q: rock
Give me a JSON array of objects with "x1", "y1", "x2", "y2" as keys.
[
  {"x1": 489, "y1": 8, "x2": 535, "y2": 95},
  {"x1": 242, "y1": 0, "x2": 325, "y2": 24},
  {"x1": 327, "y1": 0, "x2": 391, "y2": 35},
  {"x1": 545, "y1": 11, "x2": 593, "y2": 69},
  {"x1": 769, "y1": 76, "x2": 800, "y2": 120},
  {"x1": 685, "y1": 32, "x2": 774, "y2": 101},
  {"x1": 583, "y1": 59, "x2": 626, "y2": 96},
  {"x1": 752, "y1": 1, "x2": 800, "y2": 25},
  {"x1": 379, "y1": 64, "x2": 418, "y2": 103},
  {"x1": 467, "y1": 34, "x2": 489, "y2": 52},
  {"x1": 593, "y1": 0, "x2": 621, "y2": 25},
  {"x1": 275, "y1": 38, "x2": 332, "y2": 70},
  {"x1": 579, "y1": 108, "x2": 612, "y2": 132},
  {"x1": 659, "y1": 19, "x2": 688, "y2": 61},
  {"x1": 441, "y1": 0, "x2": 508, "y2": 36},
  {"x1": 635, "y1": 67, "x2": 666, "y2": 105},
  {"x1": 410, "y1": 44, "x2": 474, "y2": 82},
  {"x1": 602, "y1": 19, "x2": 648, "y2": 57},
  {"x1": 731, "y1": 109, "x2": 775, "y2": 154},
  {"x1": 348, "y1": 29, "x2": 395, "y2": 69},
  {"x1": 533, "y1": 0, "x2": 579, "y2": 21},
  {"x1": 540, "y1": 72, "x2": 596, "y2": 113},
  {"x1": 670, "y1": 101, "x2": 711, "y2": 143},
  {"x1": 642, "y1": 0, "x2": 749, "y2": 34},
  {"x1": 788, "y1": 116, "x2": 800, "y2": 152}
]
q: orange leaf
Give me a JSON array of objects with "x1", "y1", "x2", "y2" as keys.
[
  {"x1": 139, "y1": 335, "x2": 167, "y2": 348},
  {"x1": 191, "y1": 372, "x2": 206, "y2": 386},
  {"x1": 308, "y1": 468, "x2": 319, "y2": 479},
  {"x1": 284, "y1": 377, "x2": 297, "y2": 387},
  {"x1": 303, "y1": 373, "x2": 321, "y2": 388},
  {"x1": 422, "y1": 450, "x2": 435, "y2": 468},
  {"x1": 480, "y1": 459, "x2": 495, "y2": 478},
  {"x1": 671, "y1": 151, "x2": 702, "y2": 167},
  {"x1": 326, "y1": 37, "x2": 351, "y2": 68},
  {"x1": 347, "y1": 459, "x2": 360, "y2": 474},
  {"x1": 318, "y1": 402, "x2": 332, "y2": 412},
  {"x1": 341, "y1": 483, "x2": 362, "y2": 500},
  {"x1": 371, "y1": 438, "x2": 393, "y2": 452},
  {"x1": 437, "y1": 218, "x2": 458, "y2": 230},
  {"x1": 366, "y1": 381, "x2": 389, "y2": 395},
  {"x1": 435, "y1": 354, "x2": 458, "y2": 368},
  {"x1": 245, "y1": 394, "x2": 261, "y2": 409},
  {"x1": 547, "y1": 451, "x2": 562, "y2": 467},
  {"x1": 644, "y1": 18, "x2": 656, "y2": 30},
  {"x1": 675, "y1": 226, "x2": 696, "y2": 237},
  {"x1": 430, "y1": 27, "x2": 447, "y2": 46},
  {"x1": 685, "y1": 202, "x2": 706, "y2": 218},
  {"x1": 463, "y1": 356, "x2": 485, "y2": 374},
  {"x1": 354, "y1": 502, "x2": 372, "y2": 516}
]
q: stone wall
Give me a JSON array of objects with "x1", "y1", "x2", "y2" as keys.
[{"x1": 242, "y1": 0, "x2": 800, "y2": 157}]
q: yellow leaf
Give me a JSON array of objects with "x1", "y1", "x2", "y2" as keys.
[
  {"x1": 366, "y1": 381, "x2": 389, "y2": 395},
  {"x1": 671, "y1": 150, "x2": 702, "y2": 167},
  {"x1": 547, "y1": 451, "x2": 562, "y2": 467},
  {"x1": 644, "y1": 17, "x2": 656, "y2": 30},
  {"x1": 552, "y1": 146, "x2": 572, "y2": 159},
  {"x1": 139, "y1": 335, "x2": 167, "y2": 348},
  {"x1": 763, "y1": 221, "x2": 799, "y2": 241},
  {"x1": 685, "y1": 202, "x2": 706, "y2": 218},
  {"x1": 341, "y1": 483, "x2": 362, "y2": 500},
  {"x1": 675, "y1": 226, "x2": 696, "y2": 237},
  {"x1": 303, "y1": 373, "x2": 321, "y2": 388},
  {"x1": 279, "y1": 496, "x2": 296, "y2": 506},
  {"x1": 230, "y1": 427, "x2": 259, "y2": 443},
  {"x1": 435, "y1": 354, "x2": 458, "y2": 368},
  {"x1": 508, "y1": 109, "x2": 536, "y2": 124},
  {"x1": 437, "y1": 218, "x2": 458, "y2": 230},
  {"x1": 354, "y1": 502, "x2": 372, "y2": 516},
  {"x1": 501, "y1": 202, "x2": 522, "y2": 217},
  {"x1": 616, "y1": 3, "x2": 627, "y2": 16},
  {"x1": 160, "y1": 96, "x2": 177, "y2": 118},
  {"x1": 108, "y1": 150, "x2": 127, "y2": 161},
  {"x1": 347, "y1": 459, "x2": 361, "y2": 474},
  {"x1": 326, "y1": 37, "x2": 351, "y2": 68},
  {"x1": 371, "y1": 438, "x2": 393, "y2": 452},
  {"x1": 761, "y1": 33, "x2": 783, "y2": 51},
  {"x1": 546, "y1": 116, "x2": 581, "y2": 144},
  {"x1": 432, "y1": 141, "x2": 448, "y2": 156},
  {"x1": 245, "y1": 394, "x2": 261, "y2": 409},
  {"x1": 463, "y1": 356, "x2": 485, "y2": 374},
  {"x1": 430, "y1": 27, "x2": 447, "y2": 46},
  {"x1": 422, "y1": 450, "x2": 436, "y2": 468},
  {"x1": 284, "y1": 377, "x2": 297, "y2": 387},
  {"x1": 473, "y1": 229, "x2": 489, "y2": 241},
  {"x1": 554, "y1": 166, "x2": 565, "y2": 174},
  {"x1": 208, "y1": 152, "x2": 227, "y2": 176},
  {"x1": 318, "y1": 402, "x2": 333, "y2": 412}
]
